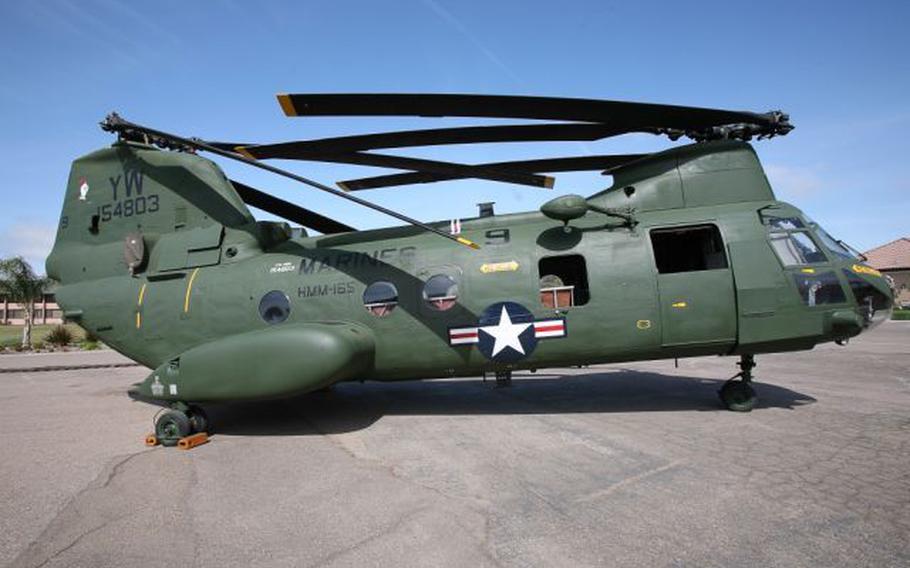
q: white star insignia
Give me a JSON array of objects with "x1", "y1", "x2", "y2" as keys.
[{"x1": 481, "y1": 305, "x2": 532, "y2": 356}]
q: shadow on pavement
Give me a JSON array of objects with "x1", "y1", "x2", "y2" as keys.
[{"x1": 208, "y1": 369, "x2": 816, "y2": 436}]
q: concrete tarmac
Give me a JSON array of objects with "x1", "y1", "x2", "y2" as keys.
[{"x1": 1, "y1": 323, "x2": 908, "y2": 567}]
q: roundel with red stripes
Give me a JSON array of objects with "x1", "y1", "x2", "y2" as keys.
[{"x1": 447, "y1": 301, "x2": 567, "y2": 363}]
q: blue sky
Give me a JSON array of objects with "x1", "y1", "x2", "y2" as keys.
[{"x1": 1, "y1": 0, "x2": 908, "y2": 270}]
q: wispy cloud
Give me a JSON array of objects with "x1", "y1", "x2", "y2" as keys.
[
  {"x1": 0, "y1": 222, "x2": 57, "y2": 274},
  {"x1": 96, "y1": 0, "x2": 184, "y2": 48},
  {"x1": 764, "y1": 164, "x2": 824, "y2": 199},
  {"x1": 22, "y1": 1, "x2": 141, "y2": 68},
  {"x1": 422, "y1": 0, "x2": 521, "y2": 83}
]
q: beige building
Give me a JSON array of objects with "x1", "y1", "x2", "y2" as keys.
[
  {"x1": 864, "y1": 237, "x2": 910, "y2": 309},
  {"x1": 0, "y1": 294, "x2": 63, "y2": 325}
]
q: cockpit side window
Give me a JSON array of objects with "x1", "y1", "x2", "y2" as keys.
[
  {"x1": 769, "y1": 231, "x2": 827, "y2": 266},
  {"x1": 791, "y1": 271, "x2": 846, "y2": 306}
]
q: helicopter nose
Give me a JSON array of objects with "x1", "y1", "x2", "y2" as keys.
[
  {"x1": 846, "y1": 267, "x2": 894, "y2": 330},
  {"x1": 830, "y1": 308, "x2": 864, "y2": 341}
]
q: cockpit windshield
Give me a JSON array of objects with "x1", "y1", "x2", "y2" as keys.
[
  {"x1": 811, "y1": 225, "x2": 859, "y2": 261},
  {"x1": 762, "y1": 211, "x2": 863, "y2": 264}
]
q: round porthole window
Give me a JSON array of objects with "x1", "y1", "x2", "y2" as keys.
[
  {"x1": 259, "y1": 290, "x2": 291, "y2": 324},
  {"x1": 363, "y1": 281, "x2": 398, "y2": 317},
  {"x1": 423, "y1": 274, "x2": 458, "y2": 311}
]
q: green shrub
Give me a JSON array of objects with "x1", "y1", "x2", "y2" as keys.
[
  {"x1": 45, "y1": 324, "x2": 74, "y2": 346},
  {"x1": 81, "y1": 340, "x2": 100, "y2": 351},
  {"x1": 82, "y1": 327, "x2": 99, "y2": 343},
  {"x1": 892, "y1": 310, "x2": 910, "y2": 321}
]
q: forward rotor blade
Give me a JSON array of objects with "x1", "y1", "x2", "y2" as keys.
[
  {"x1": 277, "y1": 93, "x2": 792, "y2": 135},
  {"x1": 339, "y1": 154, "x2": 648, "y2": 191},
  {"x1": 230, "y1": 179, "x2": 355, "y2": 234},
  {"x1": 100, "y1": 113, "x2": 481, "y2": 249},
  {"x1": 206, "y1": 140, "x2": 255, "y2": 152},
  {"x1": 236, "y1": 150, "x2": 553, "y2": 189},
  {"x1": 234, "y1": 123, "x2": 629, "y2": 156}
]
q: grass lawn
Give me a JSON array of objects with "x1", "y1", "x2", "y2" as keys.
[{"x1": 0, "y1": 323, "x2": 87, "y2": 348}]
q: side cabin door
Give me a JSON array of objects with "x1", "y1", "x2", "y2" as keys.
[{"x1": 649, "y1": 223, "x2": 737, "y2": 350}]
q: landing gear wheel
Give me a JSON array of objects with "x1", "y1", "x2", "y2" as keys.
[
  {"x1": 155, "y1": 410, "x2": 191, "y2": 446},
  {"x1": 187, "y1": 405, "x2": 209, "y2": 434},
  {"x1": 719, "y1": 379, "x2": 756, "y2": 412}
]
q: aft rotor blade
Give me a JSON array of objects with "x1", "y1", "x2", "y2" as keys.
[
  {"x1": 230, "y1": 179, "x2": 355, "y2": 234},
  {"x1": 234, "y1": 123, "x2": 629, "y2": 156},
  {"x1": 339, "y1": 154, "x2": 648, "y2": 191},
  {"x1": 235, "y1": 149, "x2": 554, "y2": 189},
  {"x1": 100, "y1": 113, "x2": 480, "y2": 249},
  {"x1": 277, "y1": 93, "x2": 791, "y2": 134}
]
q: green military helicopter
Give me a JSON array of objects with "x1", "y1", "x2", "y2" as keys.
[{"x1": 45, "y1": 94, "x2": 893, "y2": 445}]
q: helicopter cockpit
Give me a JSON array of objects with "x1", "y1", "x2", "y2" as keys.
[{"x1": 763, "y1": 212, "x2": 893, "y2": 328}]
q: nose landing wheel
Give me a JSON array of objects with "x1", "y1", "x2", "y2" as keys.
[{"x1": 719, "y1": 355, "x2": 757, "y2": 412}]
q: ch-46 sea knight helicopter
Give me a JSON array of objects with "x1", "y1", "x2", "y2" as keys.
[{"x1": 46, "y1": 94, "x2": 893, "y2": 445}]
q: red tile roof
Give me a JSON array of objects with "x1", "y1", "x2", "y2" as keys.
[{"x1": 864, "y1": 237, "x2": 910, "y2": 270}]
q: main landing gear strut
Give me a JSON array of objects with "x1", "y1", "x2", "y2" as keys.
[
  {"x1": 154, "y1": 403, "x2": 209, "y2": 446},
  {"x1": 719, "y1": 354, "x2": 757, "y2": 412}
]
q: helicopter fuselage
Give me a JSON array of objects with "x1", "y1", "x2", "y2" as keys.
[{"x1": 46, "y1": 139, "x2": 893, "y2": 405}]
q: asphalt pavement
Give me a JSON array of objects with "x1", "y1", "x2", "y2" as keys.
[{"x1": 1, "y1": 323, "x2": 908, "y2": 567}]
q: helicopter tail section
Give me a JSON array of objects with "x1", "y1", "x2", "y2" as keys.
[{"x1": 46, "y1": 140, "x2": 254, "y2": 285}]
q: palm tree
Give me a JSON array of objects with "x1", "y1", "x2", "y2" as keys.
[{"x1": 0, "y1": 257, "x2": 49, "y2": 349}]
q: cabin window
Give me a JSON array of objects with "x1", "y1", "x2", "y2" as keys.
[
  {"x1": 423, "y1": 274, "x2": 458, "y2": 311},
  {"x1": 769, "y1": 232, "x2": 826, "y2": 266},
  {"x1": 363, "y1": 281, "x2": 398, "y2": 317},
  {"x1": 258, "y1": 290, "x2": 291, "y2": 324},
  {"x1": 792, "y1": 271, "x2": 846, "y2": 306},
  {"x1": 650, "y1": 224, "x2": 728, "y2": 274},
  {"x1": 539, "y1": 255, "x2": 589, "y2": 308}
]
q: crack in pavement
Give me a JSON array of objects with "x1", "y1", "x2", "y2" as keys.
[
  {"x1": 11, "y1": 449, "x2": 155, "y2": 568},
  {"x1": 33, "y1": 511, "x2": 133, "y2": 568},
  {"x1": 574, "y1": 461, "x2": 683, "y2": 503},
  {"x1": 305, "y1": 506, "x2": 430, "y2": 568}
]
